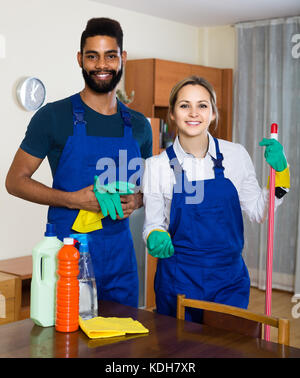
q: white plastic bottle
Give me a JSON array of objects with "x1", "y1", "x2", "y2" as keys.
[{"x1": 30, "y1": 223, "x2": 63, "y2": 327}]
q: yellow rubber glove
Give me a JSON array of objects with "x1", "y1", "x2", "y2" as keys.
[
  {"x1": 72, "y1": 210, "x2": 105, "y2": 233},
  {"x1": 267, "y1": 166, "x2": 290, "y2": 189}
]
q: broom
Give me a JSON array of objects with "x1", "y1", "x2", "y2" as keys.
[{"x1": 264, "y1": 123, "x2": 278, "y2": 341}]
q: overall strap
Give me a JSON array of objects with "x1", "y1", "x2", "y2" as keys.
[
  {"x1": 118, "y1": 100, "x2": 133, "y2": 138},
  {"x1": 166, "y1": 144, "x2": 176, "y2": 161},
  {"x1": 166, "y1": 145, "x2": 182, "y2": 173},
  {"x1": 166, "y1": 145, "x2": 184, "y2": 189},
  {"x1": 211, "y1": 137, "x2": 225, "y2": 178},
  {"x1": 71, "y1": 93, "x2": 87, "y2": 125},
  {"x1": 70, "y1": 93, "x2": 87, "y2": 136}
]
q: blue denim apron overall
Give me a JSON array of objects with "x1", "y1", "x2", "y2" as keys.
[
  {"x1": 154, "y1": 138, "x2": 250, "y2": 321},
  {"x1": 48, "y1": 93, "x2": 140, "y2": 307}
]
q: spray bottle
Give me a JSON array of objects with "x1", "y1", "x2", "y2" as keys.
[
  {"x1": 70, "y1": 234, "x2": 98, "y2": 319},
  {"x1": 30, "y1": 223, "x2": 63, "y2": 327}
]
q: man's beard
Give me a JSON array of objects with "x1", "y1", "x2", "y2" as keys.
[{"x1": 81, "y1": 65, "x2": 123, "y2": 94}]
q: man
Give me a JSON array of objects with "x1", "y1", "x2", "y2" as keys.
[{"x1": 5, "y1": 18, "x2": 152, "y2": 308}]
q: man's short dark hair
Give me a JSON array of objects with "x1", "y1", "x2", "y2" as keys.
[{"x1": 80, "y1": 17, "x2": 123, "y2": 53}]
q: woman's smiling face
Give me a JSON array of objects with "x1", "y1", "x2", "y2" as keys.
[{"x1": 170, "y1": 84, "x2": 216, "y2": 138}]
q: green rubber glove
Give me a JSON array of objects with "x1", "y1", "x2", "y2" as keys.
[
  {"x1": 93, "y1": 176, "x2": 135, "y2": 220},
  {"x1": 259, "y1": 138, "x2": 287, "y2": 172},
  {"x1": 147, "y1": 230, "x2": 174, "y2": 259}
]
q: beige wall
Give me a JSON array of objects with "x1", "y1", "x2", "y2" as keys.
[
  {"x1": 0, "y1": 0, "x2": 235, "y2": 260},
  {"x1": 198, "y1": 25, "x2": 236, "y2": 69}
]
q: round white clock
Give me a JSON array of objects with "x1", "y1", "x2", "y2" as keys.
[{"x1": 16, "y1": 77, "x2": 46, "y2": 111}]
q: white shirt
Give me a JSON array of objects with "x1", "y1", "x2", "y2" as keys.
[{"x1": 142, "y1": 133, "x2": 283, "y2": 242}]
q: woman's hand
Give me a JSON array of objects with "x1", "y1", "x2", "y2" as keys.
[
  {"x1": 259, "y1": 138, "x2": 287, "y2": 172},
  {"x1": 147, "y1": 230, "x2": 174, "y2": 258}
]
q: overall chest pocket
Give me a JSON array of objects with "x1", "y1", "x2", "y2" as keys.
[{"x1": 189, "y1": 205, "x2": 231, "y2": 251}]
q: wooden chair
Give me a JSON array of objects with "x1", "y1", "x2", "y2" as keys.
[{"x1": 177, "y1": 294, "x2": 290, "y2": 345}]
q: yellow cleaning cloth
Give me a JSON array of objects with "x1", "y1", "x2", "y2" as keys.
[
  {"x1": 267, "y1": 166, "x2": 290, "y2": 189},
  {"x1": 79, "y1": 316, "x2": 149, "y2": 339},
  {"x1": 72, "y1": 210, "x2": 105, "y2": 233}
]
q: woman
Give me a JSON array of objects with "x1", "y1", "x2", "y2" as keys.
[{"x1": 142, "y1": 76, "x2": 289, "y2": 322}]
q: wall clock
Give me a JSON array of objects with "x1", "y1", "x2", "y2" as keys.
[{"x1": 16, "y1": 77, "x2": 46, "y2": 111}]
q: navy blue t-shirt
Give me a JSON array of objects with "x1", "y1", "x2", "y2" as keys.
[{"x1": 20, "y1": 96, "x2": 153, "y2": 177}]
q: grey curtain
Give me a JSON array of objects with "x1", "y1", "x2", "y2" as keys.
[{"x1": 233, "y1": 16, "x2": 300, "y2": 294}]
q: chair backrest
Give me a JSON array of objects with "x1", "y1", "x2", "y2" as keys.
[{"x1": 177, "y1": 294, "x2": 290, "y2": 345}]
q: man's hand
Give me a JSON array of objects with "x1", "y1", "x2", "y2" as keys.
[
  {"x1": 117, "y1": 192, "x2": 143, "y2": 219},
  {"x1": 93, "y1": 178, "x2": 135, "y2": 220},
  {"x1": 69, "y1": 185, "x2": 101, "y2": 212}
]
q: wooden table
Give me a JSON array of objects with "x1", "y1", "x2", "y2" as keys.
[
  {"x1": 0, "y1": 301, "x2": 299, "y2": 359},
  {"x1": 0, "y1": 256, "x2": 32, "y2": 279}
]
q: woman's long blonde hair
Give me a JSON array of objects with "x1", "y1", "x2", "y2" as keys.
[{"x1": 167, "y1": 76, "x2": 219, "y2": 133}]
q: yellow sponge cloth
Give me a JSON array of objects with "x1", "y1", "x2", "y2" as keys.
[
  {"x1": 79, "y1": 316, "x2": 149, "y2": 339},
  {"x1": 72, "y1": 210, "x2": 105, "y2": 233}
]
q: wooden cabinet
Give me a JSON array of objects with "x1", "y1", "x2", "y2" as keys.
[
  {"x1": 0, "y1": 272, "x2": 21, "y2": 325},
  {"x1": 125, "y1": 58, "x2": 233, "y2": 142},
  {"x1": 154, "y1": 60, "x2": 191, "y2": 106},
  {"x1": 0, "y1": 256, "x2": 32, "y2": 322}
]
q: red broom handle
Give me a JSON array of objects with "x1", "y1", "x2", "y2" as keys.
[{"x1": 264, "y1": 123, "x2": 278, "y2": 341}]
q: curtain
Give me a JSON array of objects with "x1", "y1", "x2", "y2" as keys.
[{"x1": 233, "y1": 16, "x2": 300, "y2": 294}]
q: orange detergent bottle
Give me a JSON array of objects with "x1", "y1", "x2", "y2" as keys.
[{"x1": 55, "y1": 238, "x2": 80, "y2": 333}]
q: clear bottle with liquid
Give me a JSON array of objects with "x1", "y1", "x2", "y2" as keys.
[{"x1": 70, "y1": 234, "x2": 98, "y2": 319}]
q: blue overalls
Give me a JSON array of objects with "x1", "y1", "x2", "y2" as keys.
[
  {"x1": 154, "y1": 138, "x2": 250, "y2": 322},
  {"x1": 48, "y1": 93, "x2": 140, "y2": 307}
]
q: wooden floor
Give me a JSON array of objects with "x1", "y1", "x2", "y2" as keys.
[{"x1": 248, "y1": 287, "x2": 300, "y2": 348}]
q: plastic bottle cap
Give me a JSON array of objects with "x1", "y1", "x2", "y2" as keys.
[
  {"x1": 69, "y1": 233, "x2": 89, "y2": 253},
  {"x1": 45, "y1": 223, "x2": 56, "y2": 237},
  {"x1": 271, "y1": 123, "x2": 278, "y2": 133},
  {"x1": 63, "y1": 238, "x2": 74, "y2": 245}
]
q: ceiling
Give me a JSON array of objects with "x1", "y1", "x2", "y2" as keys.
[{"x1": 92, "y1": 0, "x2": 300, "y2": 27}]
